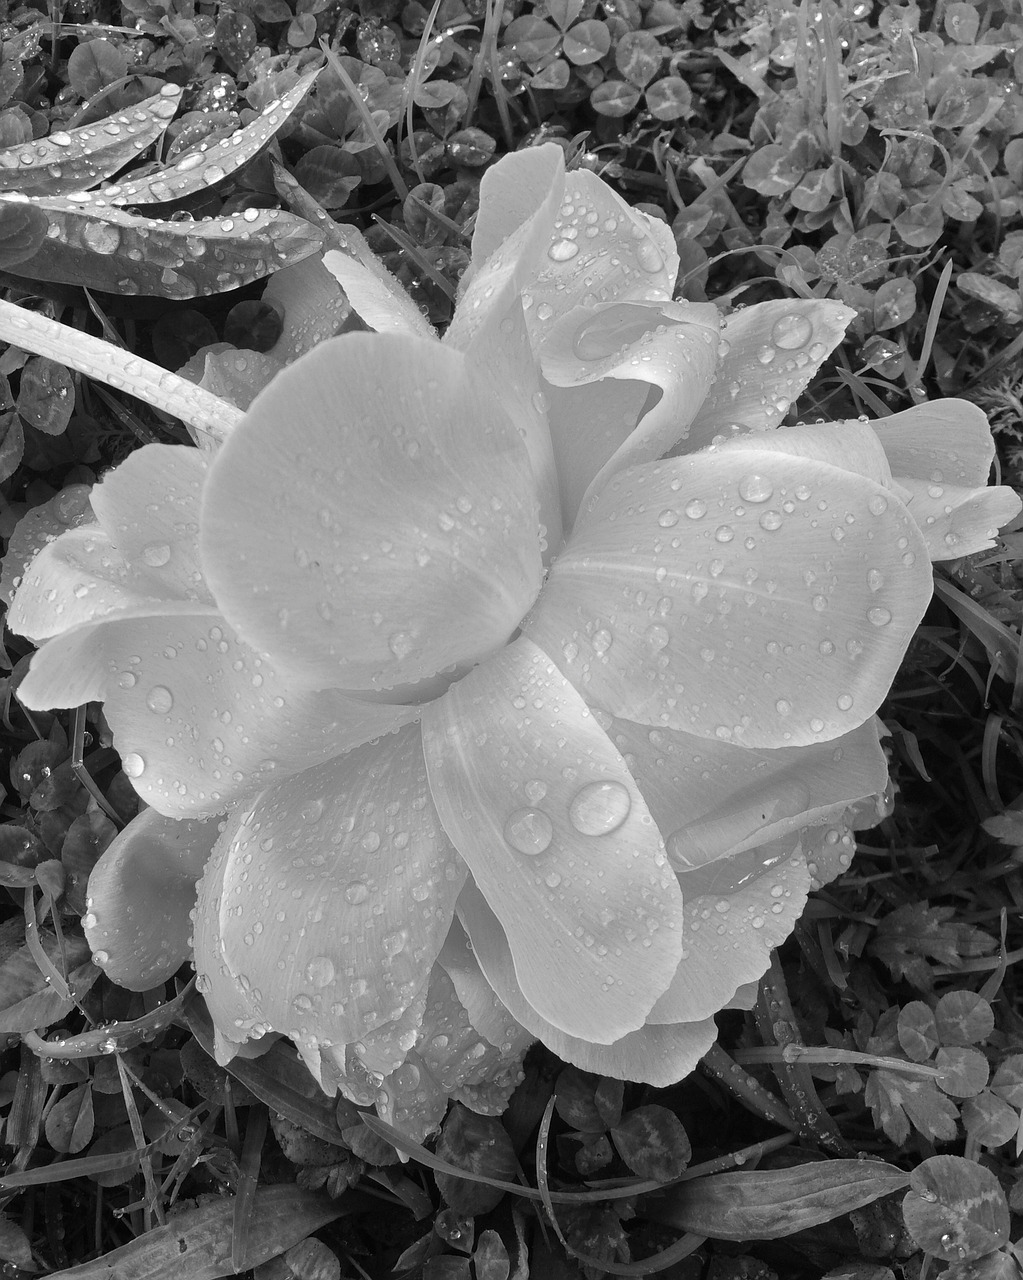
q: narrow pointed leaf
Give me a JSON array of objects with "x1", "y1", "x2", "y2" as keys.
[
  {"x1": 0, "y1": 86, "x2": 182, "y2": 196},
  {"x1": 649, "y1": 1159, "x2": 910, "y2": 1240},
  {"x1": 41, "y1": 1185, "x2": 345, "y2": 1280},
  {"x1": 0, "y1": 300, "x2": 242, "y2": 446},
  {"x1": 96, "y1": 68, "x2": 321, "y2": 207},
  {"x1": 0, "y1": 196, "x2": 322, "y2": 297}
]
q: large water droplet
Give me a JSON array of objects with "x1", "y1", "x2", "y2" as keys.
[
  {"x1": 738, "y1": 473, "x2": 774, "y2": 504},
  {"x1": 568, "y1": 780, "x2": 631, "y2": 836},
  {"x1": 548, "y1": 238, "x2": 579, "y2": 262},
  {"x1": 146, "y1": 685, "x2": 173, "y2": 714},
  {"x1": 306, "y1": 955, "x2": 335, "y2": 988},
  {"x1": 345, "y1": 881, "x2": 369, "y2": 905},
  {"x1": 122, "y1": 752, "x2": 145, "y2": 778},
  {"x1": 636, "y1": 238, "x2": 663, "y2": 273},
  {"x1": 685, "y1": 499, "x2": 707, "y2": 520},
  {"x1": 142, "y1": 543, "x2": 171, "y2": 568},
  {"x1": 867, "y1": 606, "x2": 892, "y2": 627},
  {"x1": 389, "y1": 631, "x2": 414, "y2": 659},
  {"x1": 504, "y1": 808, "x2": 553, "y2": 855},
  {"x1": 771, "y1": 313, "x2": 813, "y2": 350}
]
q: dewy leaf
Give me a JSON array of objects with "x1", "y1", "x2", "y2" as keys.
[
  {"x1": 0, "y1": 300, "x2": 243, "y2": 447},
  {"x1": 95, "y1": 68, "x2": 321, "y2": 207},
  {"x1": 903, "y1": 1156, "x2": 1010, "y2": 1263},
  {"x1": 649, "y1": 1159, "x2": 910, "y2": 1240},
  {"x1": 0, "y1": 199, "x2": 49, "y2": 268},
  {"x1": 0, "y1": 85, "x2": 183, "y2": 197},
  {"x1": 0, "y1": 196, "x2": 323, "y2": 298},
  {"x1": 44, "y1": 1185, "x2": 344, "y2": 1280}
]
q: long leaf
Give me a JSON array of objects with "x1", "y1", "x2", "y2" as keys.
[
  {"x1": 0, "y1": 299, "x2": 241, "y2": 446},
  {"x1": 0, "y1": 196, "x2": 322, "y2": 297},
  {"x1": 646, "y1": 1159, "x2": 911, "y2": 1241},
  {"x1": 0, "y1": 86, "x2": 183, "y2": 197},
  {"x1": 97, "y1": 67, "x2": 322, "y2": 207},
  {"x1": 43, "y1": 1185, "x2": 346, "y2": 1280}
]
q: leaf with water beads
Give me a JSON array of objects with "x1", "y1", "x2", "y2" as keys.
[
  {"x1": 0, "y1": 196, "x2": 323, "y2": 298},
  {"x1": 0, "y1": 85, "x2": 183, "y2": 198},
  {"x1": 93, "y1": 68, "x2": 321, "y2": 207},
  {"x1": 903, "y1": 1156, "x2": 1010, "y2": 1263}
]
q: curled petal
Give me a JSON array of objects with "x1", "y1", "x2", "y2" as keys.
[
  {"x1": 16, "y1": 607, "x2": 416, "y2": 816},
  {"x1": 603, "y1": 714, "x2": 888, "y2": 870},
  {"x1": 867, "y1": 400, "x2": 1020, "y2": 559},
  {"x1": 193, "y1": 724, "x2": 467, "y2": 1049},
  {"x1": 180, "y1": 344, "x2": 285, "y2": 414},
  {"x1": 422, "y1": 636, "x2": 684, "y2": 1043},
  {"x1": 466, "y1": 142, "x2": 567, "y2": 280},
  {"x1": 201, "y1": 334, "x2": 543, "y2": 691},
  {"x1": 680, "y1": 300, "x2": 855, "y2": 449},
  {"x1": 649, "y1": 841, "x2": 811, "y2": 1022},
  {"x1": 542, "y1": 299, "x2": 721, "y2": 525},
  {"x1": 716, "y1": 420, "x2": 900, "y2": 494},
  {"x1": 323, "y1": 226, "x2": 436, "y2": 338},
  {"x1": 803, "y1": 820, "x2": 859, "y2": 889},
  {"x1": 84, "y1": 807, "x2": 217, "y2": 991},
  {"x1": 524, "y1": 449, "x2": 932, "y2": 746},
  {"x1": 455, "y1": 888, "x2": 716, "y2": 1087}
]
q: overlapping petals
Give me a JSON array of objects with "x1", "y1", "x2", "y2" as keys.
[
  {"x1": 6, "y1": 140, "x2": 1020, "y2": 1143},
  {"x1": 200, "y1": 333, "x2": 543, "y2": 692}
]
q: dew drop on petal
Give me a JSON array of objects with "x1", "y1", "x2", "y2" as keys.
[
  {"x1": 146, "y1": 685, "x2": 173, "y2": 714},
  {"x1": 568, "y1": 781, "x2": 631, "y2": 836},
  {"x1": 122, "y1": 752, "x2": 145, "y2": 778},
  {"x1": 684, "y1": 499, "x2": 707, "y2": 520},
  {"x1": 388, "y1": 631, "x2": 414, "y2": 659},
  {"x1": 759, "y1": 510, "x2": 782, "y2": 531},
  {"x1": 142, "y1": 543, "x2": 171, "y2": 568},
  {"x1": 771, "y1": 313, "x2": 813, "y2": 350},
  {"x1": 738, "y1": 474, "x2": 774, "y2": 503},
  {"x1": 504, "y1": 808, "x2": 553, "y2": 855},
  {"x1": 657, "y1": 509, "x2": 679, "y2": 528},
  {"x1": 548, "y1": 239, "x2": 579, "y2": 262},
  {"x1": 306, "y1": 955, "x2": 335, "y2": 988},
  {"x1": 345, "y1": 881, "x2": 369, "y2": 905},
  {"x1": 867, "y1": 606, "x2": 892, "y2": 627},
  {"x1": 636, "y1": 238, "x2": 662, "y2": 272}
]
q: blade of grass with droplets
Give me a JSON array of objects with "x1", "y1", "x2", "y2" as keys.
[
  {"x1": 0, "y1": 85, "x2": 183, "y2": 196},
  {"x1": 0, "y1": 196, "x2": 322, "y2": 297},
  {"x1": 95, "y1": 68, "x2": 321, "y2": 207},
  {"x1": 320, "y1": 40, "x2": 409, "y2": 202},
  {"x1": 0, "y1": 300, "x2": 241, "y2": 446},
  {"x1": 37, "y1": 1185, "x2": 346, "y2": 1280}
]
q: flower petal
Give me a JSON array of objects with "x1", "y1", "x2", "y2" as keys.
[
  {"x1": 679, "y1": 300, "x2": 855, "y2": 449},
  {"x1": 0, "y1": 483, "x2": 93, "y2": 611},
  {"x1": 466, "y1": 142, "x2": 566, "y2": 278},
  {"x1": 181, "y1": 344, "x2": 286, "y2": 413},
  {"x1": 323, "y1": 226, "x2": 436, "y2": 338},
  {"x1": 454, "y1": 887, "x2": 715, "y2": 1086},
  {"x1": 524, "y1": 449, "x2": 932, "y2": 746},
  {"x1": 421, "y1": 635, "x2": 684, "y2": 1043},
  {"x1": 200, "y1": 333, "x2": 543, "y2": 691},
  {"x1": 262, "y1": 254, "x2": 353, "y2": 365},
  {"x1": 193, "y1": 723, "x2": 467, "y2": 1049},
  {"x1": 83, "y1": 806, "x2": 217, "y2": 990},
  {"x1": 602, "y1": 713, "x2": 888, "y2": 870},
  {"x1": 716, "y1": 419, "x2": 899, "y2": 493},
  {"x1": 647, "y1": 840, "x2": 812, "y2": 1022},
  {"x1": 803, "y1": 819, "x2": 858, "y2": 888},
  {"x1": 542, "y1": 299, "x2": 721, "y2": 525},
  {"x1": 17, "y1": 608, "x2": 417, "y2": 816},
  {"x1": 866, "y1": 400, "x2": 1021, "y2": 560},
  {"x1": 446, "y1": 151, "x2": 567, "y2": 559},
  {"x1": 89, "y1": 444, "x2": 214, "y2": 604}
]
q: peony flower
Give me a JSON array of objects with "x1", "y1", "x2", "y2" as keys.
[{"x1": 7, "y1": 144, "x2": 1019, "y2": 1141}]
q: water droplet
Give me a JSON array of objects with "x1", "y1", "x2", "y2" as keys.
[
  {"x1": 142, "y1": 543, "x2": 171, "y2": 568},
  {"x1": 868, "y1": 494, "x2": 888, "y2": 515},
  {"x1": 344, "y1": 881, "x2": 369, "y2": 905},
  {"x1": 524, "y1": 779, "x2": 547, "y2": 804},
  {"x1": 738, "y1": 474, "x2": 774, "y2": 503},
  {"x1": 592, "y1": 628, "x2": 613, "y2": 656},
  {"x1": 306, "y1": 955, "x2": 335, "y2": 988},
  {"x1": 837, "y1": 693, "x2": 853, "y2": 710},
  {"x1": 146, "y1": 685, "x2": 173, "y2": 714},
  {"x1": 636, "y1": 238, "x2": 663, "y2": 272},
  {"x1": 867, "y1": 606, "x2": 892, "y2": 627},
  {"x1": 117, "y1": 671, "x2": 137, "y2": 689},
  {"x1": 82, "y1": 222, "x2": 121, "y2": 254},
  {"x1": 771, "y1": 313, "x2": 813, "y2": 350},
  {"x1": 715, "y1": 524, "x2": 734, "y2": 543},
  {"x1": 389, "y1": 631, "x2": 414, "y2": 659},
  {"x1": 504, "y1": 808, "x2": 553, "y2": 855},
  {"x1": 122, "y1": 752, "x2": 145, "y2": 778},
  {"x1": 756, "y1": 345, "x2": 776, "y2": 364},
  {"x1": 548, "y1": 238, "x2": 579, "y2": 262},
  {"x1": 759, "y1": 510, "x2": 782, "y2": 531},
  {"x1": 685, "y1": 499, "x2": 707, "y2": 520},
  {"x1": 658, "y1": 509, "x2": 679, "y2": 528},
  {"x1": 866, "y1": 568, "x2": 884, "y2": 592},
  {"x1": 568, "y1": 780, "x2": 631, "y2": 836}
]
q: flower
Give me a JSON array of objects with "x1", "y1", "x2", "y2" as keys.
[{"x1": 7, "y1": 145, "x2": 1019, "y2": 1140}]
